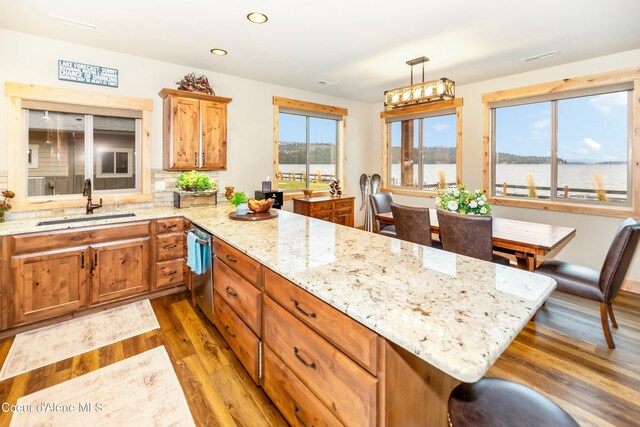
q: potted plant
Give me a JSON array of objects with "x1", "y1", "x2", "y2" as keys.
[
  {"x1": 174, "y1": 171, "x2": 218, "y2": 208},
  {"x1": 229, "y1": 191, "x2": 249, "y2": 216},
  {"x1": 435, "y1": 184, "x2": 491, "y2": 215},
  {"x1": 0, "y1": 190, "x2": 15, "y2": 223}
]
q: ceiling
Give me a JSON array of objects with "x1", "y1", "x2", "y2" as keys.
[{"x1": 1, "y1": 0, "x2": 639, "y2": 103}]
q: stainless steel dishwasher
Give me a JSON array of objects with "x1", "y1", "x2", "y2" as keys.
[{"x1": 190, "y1": 226, "x2": 215, "y2": 323}]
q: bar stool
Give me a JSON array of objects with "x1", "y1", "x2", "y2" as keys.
[{"x1": 448, "y1": 378, "x2": 579, "y2": 427}]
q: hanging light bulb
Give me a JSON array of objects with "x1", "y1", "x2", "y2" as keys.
[{"x1": 383, "y1": 57, "x2": 455, "y2": 109}]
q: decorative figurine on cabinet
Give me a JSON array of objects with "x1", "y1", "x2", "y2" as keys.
[{"x1": 329, "y1": 180, "x2": 342, "y2": 196}]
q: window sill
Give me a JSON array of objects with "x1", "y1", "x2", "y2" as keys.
[
  {"x1": 12, "y1": 194, "x2": 153, "y2": 211},
  {"x1": 383, "y1": 188, "x2": 439, "y2": 198},
  {"x1": 488, "y1": 196, "x2": 637, "y2": 218}
]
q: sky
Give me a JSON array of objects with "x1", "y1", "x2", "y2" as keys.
[
  {"x1": 389, "y1": 113, "x2": 457, "y2": 148},
  {"x1": 495, "y1": 90, "x2": 628, "y2": 163},
  {"x1": 278, "y1": 112, "x2": 337, "y2": 144}
]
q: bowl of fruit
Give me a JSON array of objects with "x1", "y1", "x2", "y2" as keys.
[{"x1": 248, "y1": 198, "x2": 275, "y2": 213}]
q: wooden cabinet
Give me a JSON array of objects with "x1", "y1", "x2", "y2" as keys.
[
  {"x1": 90, "y1": 237, "x2": 150, "y2": 304},
  {"x1": 10, "y1": 246, "x2": 89, "y2": 325},
  {"x1": 159, "y1": 88, "x2": 231, "y2": 171},
  {"x1": 154, "y1": 217, "x2": 188, "y2": 291},
  {"x1": 212, "y1": 238, "x2": 262, "y2": 385},
  {"x1": 264, "y1": 296, "x2": 377, "y2": 427},
  {"x1": 3, "y1": 221, "x2": 154, "y2": 329},
  {"x1": 293, "y1": 196, "x2": 355, "y2": 227}
]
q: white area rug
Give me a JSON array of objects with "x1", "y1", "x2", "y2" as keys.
[
  {"x1": 9, "y1": 346, "x2": 195, "y2": 427},
  {"x1": 0, "y1": 299, "x2": 160, "y2": 381}
]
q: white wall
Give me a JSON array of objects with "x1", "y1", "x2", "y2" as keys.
[
  {"x1": 0, "y1": 29, "x2": 374, "y2": 223},
  {"x1": 370, "y1": 49, "x2": 640, "y2": 283}
]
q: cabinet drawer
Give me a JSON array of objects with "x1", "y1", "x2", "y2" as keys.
[
  {"x1": 156, "y1": 217, "x2": 184, "y2": 234},
  {"x1": 264, "y1": 297, "x2": 377, "y2": 427},
  {"x1": 156, "y1": 259, "x2": 185, "y2": 288},
  {"x1": 214, "y1": 258, "x2": 261, "y2": 336},
  {"x1": 213, "y1": 292, "x2": 260, "y2": 384},
  {"x1": 263, "y1": 346, "x2": 344, "y2": 427},
  {"x1": 334, "y1": 199, "x2": 353, "y2": 210},
  {"x1": 213, "y1": 239, "x2": 260, "y2": 286},
  {"x1": 310, "y1": 201, "x2": 334, "y2": 212},
  {"x1": 156, "y1": 233, "x2": 185, "y2": 261},
  {"x1": 264, "y1": 268, "x2": 377, "y2": 375},
  {"x1": 12, "y1": 222, "x2": 150, "y2": 254}
]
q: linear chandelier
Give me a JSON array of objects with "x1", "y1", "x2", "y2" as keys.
[{"x1": 384, "y1": 56, "x2": 455, "y2": 109}]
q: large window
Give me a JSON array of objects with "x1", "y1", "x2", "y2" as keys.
[
  {"x1": 273, "y1": 97, "x2": 347, "y2": 194},
  {"x1": 490, "y1": 85, "x2": 631, "y2": 205},
  {"x1": 5, "y1": 82, "x2": 152, "y2": 210},
  {"x1": 381, "y1": 99, "x2": 462, "y2": 195},
  {"x1": 26, "y1": 110, "x2": 139, "y2": 196}
]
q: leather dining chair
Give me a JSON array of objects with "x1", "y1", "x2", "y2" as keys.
[
  {"x1": 370, "y1": 192, "x2": 396, "y2": 237},
  {"x1": 448, "y1": 378, "x2": 579, "y2": 427},
  {"x1": 389, "y1": 202, "x2": 433, "y2": 246},
  {"x1": 436, "y1": 209, "x2": 510, "y2": 265},
  {"x1": 535, "y1": 217, "x2": 640, "y2": 349}
]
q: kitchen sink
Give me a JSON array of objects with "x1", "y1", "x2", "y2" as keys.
[{"x1": 36, "y1": 212, "x2": 136, "y2": 226}]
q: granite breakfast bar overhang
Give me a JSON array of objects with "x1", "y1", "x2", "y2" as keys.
[{"x1": 0, "y1": 205, "x2": 556, "y2": 424}]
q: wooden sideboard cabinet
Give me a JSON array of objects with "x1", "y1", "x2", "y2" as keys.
[
  {"x1": 158, "y1": 88, "x2": 232, "y2": 171},
  {"x1": 293, "y1": 196, "x2": 355, "y2": 227}
]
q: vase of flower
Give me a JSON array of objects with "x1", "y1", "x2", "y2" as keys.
[{"x1": 435, "y1": 184, "x2": 491, "y2": 215}]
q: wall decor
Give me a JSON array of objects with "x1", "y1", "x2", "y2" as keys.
[
  {"x1": 58, "y1": 60, "x2": 119, "y2": 87},
  {"x1": 176, "y1": 73, "x2": 214, "y2": 95}
]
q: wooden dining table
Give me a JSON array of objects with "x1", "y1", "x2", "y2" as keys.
[{"x1": 376, "y1": 211, "x2": 576, "y2": 271}]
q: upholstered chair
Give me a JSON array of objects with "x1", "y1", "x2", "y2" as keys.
[
  {"x1": 436, "y1": 209, "x2": 510, "y2": 265},
  {"x1": 389, "y1": 202, "x2": 432, "y2": 246},
  {"x1": 370, "y1": 192, "x2": 396, "y2": 237},
  {"x1": 448, "y1": 378, "x2": 579, "y2": 427},
  {"x1": 535, "y1": 217, "x2": 640, "y2": 348}
]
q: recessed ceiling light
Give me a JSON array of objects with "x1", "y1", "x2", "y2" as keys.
[
  {"x1": 522, "y1": 51, "x2": 559, "y2": 62},
  {"x1": 247, "y1": 12, "x2": 268, "y2": 24},
  {"x1": 51, "y1": 15, "x2": 98, "y2": 31},
  {"x1": 210, "y1": 48, "x2": 228, "y2": 56},
  {"x1": 317, "y1": 80, "x2": 337, "y2": 86}
]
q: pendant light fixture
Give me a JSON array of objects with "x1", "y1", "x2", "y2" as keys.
[{"x1": 384, "y1": 56, "x2": 455, "y2": 109}]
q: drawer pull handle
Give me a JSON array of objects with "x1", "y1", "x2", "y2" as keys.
[
  {"x1": 293, "y1": 347, "x2": 316, "y2": 369},
  {"x1": 226, "y1": 254, "x2": 237, "y2": 263},
  {"x1": 163, "y1": 244, "x2": 177, "y2": 250},
  {"x1": 194, "y1": 152, "x2": 198, "y2": 167},
  {"x1": 293, "y1": 300, "x2": 316, "y2": 318},
  {"x1": 81, "y1": 250, "x2": 85, "y2": 269},
  {"x1": 226, "y1": 287, "x2": 238, "y2": 297},
  {"x1": 163, "y1": 270, "x2": 178, "y2": 276},
  {"x1": 294, "y1": 404, "x2": 312, "y2": 427},
  {"x1": 224, "y1": 325, "x2": 236, "y2": 338},
  {"x1": 163, "y1": 224, "x2": 178, "y2": 229}
]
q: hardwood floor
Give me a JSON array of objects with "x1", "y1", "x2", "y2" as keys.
[
  {"x1": 0, "y1": 292, "x2": 286, "y2": 427},
  {"x1": 489, "y1": 290, "x2": 640, "y2": 427},
  {"x1": 0, "y1": 290, "x2": 637, "y2": 426}
]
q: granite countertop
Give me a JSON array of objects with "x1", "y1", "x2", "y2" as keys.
[{"x1": 0, "y1": 205, "x2": 556, "y2": 383}]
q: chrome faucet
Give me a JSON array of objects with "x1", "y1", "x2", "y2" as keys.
[{"x1": 82, "y1": 178, "x2": 102, "y2": 214}]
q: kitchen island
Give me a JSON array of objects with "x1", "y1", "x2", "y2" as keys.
[{"x1": 0, "y1": 205, "x2": 556, "y2": 425}]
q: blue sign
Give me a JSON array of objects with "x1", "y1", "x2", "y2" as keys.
[{"x1": 58, "y1": 60, "x2": 119, "y2": 88}]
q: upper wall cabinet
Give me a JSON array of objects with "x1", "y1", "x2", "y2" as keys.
[{"x1": 159, "y1": 88, "x2": 232, "y2": 171}]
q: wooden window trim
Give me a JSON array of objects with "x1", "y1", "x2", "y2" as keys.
[
  {"x1": 272, "y1": 96, "x2": 347, "y2": 194},
  {"x1": 380, "y1": 98, "x2": 463, "y2": 197},
  {"x1": 5, "y1": 82, "x2": 153, "y2": 211},
  {"x1": 481, "y1": 67, "x2": 640, "y2": 218}
]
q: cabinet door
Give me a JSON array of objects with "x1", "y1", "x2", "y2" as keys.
[
  {"x1": 90, "y1": 238, "x2": 150, "y2": 305},
  {"x1": 11, "y1": 247, "x2": 89, "y2": 325},
  {"x1": 169, "y1": 96, "x2": 200, "y2": 169},
  {"x1": 201, "y1": 100, "x2": 227, "y2": 170},
  {"x1": 333, "y1": 209, "x2": 353, "y2": 227}
]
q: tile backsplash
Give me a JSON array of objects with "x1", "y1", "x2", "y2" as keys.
[{"x1": 3, "y1": 169, "x2": 221, "y2": 220}]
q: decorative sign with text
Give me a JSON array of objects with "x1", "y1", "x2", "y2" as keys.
[{"x1": 58, "y1": 60, "x2": 119, "y2": 87}]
